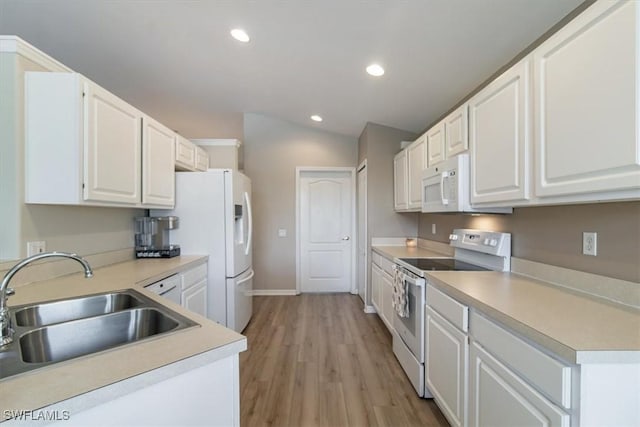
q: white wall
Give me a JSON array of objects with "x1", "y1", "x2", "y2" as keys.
[{"x1": 243, "y1": 113, "x2": 358, "y2": 292}]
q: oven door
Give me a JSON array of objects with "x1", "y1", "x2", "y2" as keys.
[{"x1": 393, "y1": 273, "x2": 425, "y2": 363}]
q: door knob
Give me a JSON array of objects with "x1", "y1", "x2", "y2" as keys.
[{"x1": 342, "y1": 236, "x2": 350, "y2": 241}]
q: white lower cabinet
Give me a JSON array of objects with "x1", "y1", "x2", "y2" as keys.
[
  {"x1": 426, "y1": 285, "x2": 469, "y2": 427},
  {"x1": 371, "y1": 263, "x2": 382, "y2": 313},
  {"x1": 180, "y1": 262, "x2": 208, "y2": 317},
  {"x1": 380, "y1": 272, "x2": 394, "y2": 331},
  {"x1": 469, "y1": 310, "x2": 572, "y2": 427},
  {"x1": 426, "y1": 307, "x2": 468, "y2": 427},
  {"x1": 370, "y1": 252, "x2": 394, "y2": 333},
  {"x1": 469, "y1": 342, "x2": 569, "y2": 427},
  {"x1": 42, "y1": 353, "x2": 240, "y2": 426}
]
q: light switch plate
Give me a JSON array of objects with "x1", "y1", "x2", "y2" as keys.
[
  {"x1": 582, "y1": 232, "x2": 597, "y2": 256},
  {"x1": 431, "y1": 224, "x2": 437, "y2": 234}
]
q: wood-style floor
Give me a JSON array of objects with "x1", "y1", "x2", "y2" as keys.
[{"x1": 239, "y1": 294, "x2": 449, "y2": 427}]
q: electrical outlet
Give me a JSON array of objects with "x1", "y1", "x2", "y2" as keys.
[
  {"x1": 27, "y1": 241, "x2": 46, "y2": 256},
  {"x1": 278, "y1": 228, "x2": 287, "y2": 238},
  {"x1": 582, "y1": 232, "x2": 597, "y2": 256},
  {"x1": 431, "y1": 224, "x2": 437, "y2": 234}
]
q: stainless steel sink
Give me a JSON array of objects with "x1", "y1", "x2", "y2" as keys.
[
  {"x1": 20, "y1": 308, "x2": 179, "y2": 363},
  {"x1": 0, "y1": 289, "x2": 197, "y2": 379},
  {"x1": 14, "y1": 292, "x2": 144, "y2": 327}
]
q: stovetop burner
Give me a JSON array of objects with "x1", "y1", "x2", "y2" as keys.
[{"x1": 398, "y1": 257, "x2": 489, "y2": 272}]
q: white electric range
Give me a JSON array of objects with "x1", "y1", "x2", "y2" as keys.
[{"x1": 391, "y1": 229, "x2": 511, "y2": 397}]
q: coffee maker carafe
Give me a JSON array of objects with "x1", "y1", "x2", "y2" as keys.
[{"x1": 134, "y1": 216, "x2": 181, "y2": 258}]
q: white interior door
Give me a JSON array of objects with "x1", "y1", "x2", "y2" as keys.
[
  {"x1": 299, "y1": 169, "x2": 354, "y2": 293},
  {"x1": 357, "y1": 163, "x2": 367, "y2": 302}
]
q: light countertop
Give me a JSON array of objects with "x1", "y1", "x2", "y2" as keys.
[
  {"x1": 372, "y1": 245, "x2": 451, "y2": 260},
  {"x1": 1, "y1": 256, "x2": 247, "y2": 418},
  {"x1": 371, "y1": 246, "x2": 640, "y2": 364}
]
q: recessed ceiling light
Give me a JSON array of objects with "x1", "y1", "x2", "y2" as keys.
[
  {"x1": 230, "y1": 29, "x2": 250, "y2": 43},
  {"x1": 366, "y1": 63, "x2": 385, "y2": 77},
  {"x1": 310, "y1": 115, "x2": 323, "y2": 122}
]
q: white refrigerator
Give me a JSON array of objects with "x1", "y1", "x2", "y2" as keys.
[{"x1": 152, "y1": 169, "x2": 253, "y2": 332}]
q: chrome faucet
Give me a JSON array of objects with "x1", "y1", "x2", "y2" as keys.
[{"x1": 0, "y1": 252, "x2": 93, "y2": 346}]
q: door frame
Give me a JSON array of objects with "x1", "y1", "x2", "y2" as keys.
[{"x1": 295, "y1": 166, "x2": 357, "y2": 295}]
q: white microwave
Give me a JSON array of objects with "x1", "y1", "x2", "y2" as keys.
[{"x1": 421, "y1": 154, "x2": 511, "y2": 214}]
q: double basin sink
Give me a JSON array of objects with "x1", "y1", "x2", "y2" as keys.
[{"x1": 0, "y1": 290, "x2": 197, "y2": 380}]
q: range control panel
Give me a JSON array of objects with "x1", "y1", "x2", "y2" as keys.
[{"x1": 449, "y1": 229, "x2": 511, "y2": 257}]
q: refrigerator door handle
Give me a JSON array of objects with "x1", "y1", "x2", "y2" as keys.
[
  {"x1": 237, "y1": 269, "x2": 255, "y2": 286},
  {"x1": 244, "y1": 191, "x2": 253, "y2": 256}
]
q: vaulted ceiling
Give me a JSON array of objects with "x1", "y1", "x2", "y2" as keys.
[{"x1": 0, "y1": 0, "x2": 586, "y2": 138}]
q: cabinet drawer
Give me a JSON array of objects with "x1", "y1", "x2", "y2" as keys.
[
  {"x1": 181, "y1": 262, "x2": 208, "y2": 291},
  {"x1": 427, "y1": 285, "x2": 468, "y2": 332},
  {"x1": 379, "y1": 256, "x2": 395, "y2": 276},
  {"x1": 371, "y1": 251, "x2": 382, "y2": 267},
  {"x1": 470, "y1": 311, "x2": 572, "y2": 409}
]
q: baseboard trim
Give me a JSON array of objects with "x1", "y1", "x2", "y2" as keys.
[
  {"x1": 251, "y1": 289, "x2": 298, "y2": 296},
  {"x1": 363, "y1": 305, "x2": 376, "y2": 314}
]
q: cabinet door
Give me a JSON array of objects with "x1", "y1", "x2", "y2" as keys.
[
  {"x1": 426, "y1": 307, "x2": 468, "y2": 427},
  {"x1": 393, "y1": 150, "x2": 408, "y2": 211},
  {"x1": 195, "y1": 146, "x2": 210, "y2": 171},
  {"x1": 371, "y1": 264, "x2": 382, "y2": 312},
  {"x1": 407, "y1": 136, "x2": 426, "y2": 210},
  {"x1": 182, "y1": 279, "x2": 207, "y2": 317},
  {"x1": 469, "y1": 57, "x2": 531, "y2": 205},
  {"x1": 534, "y1": 0, "x2": 640, "y2": 199},
  {"x1": 445, "y1": 104, "x2": 469, "y2": 158},
  {"x1": 380, "y1": 271, "x2": 395, "y2": 333},
  {"x1": 84, "y1": 79, "x2": 142, "y2": 204},
  {"x1": 427, "y1": 121, "x2": 446, "y2": 167},
  {"x1": 142, "y1": 116, "x2": 175, "y2": 207},
  {"x1": 175, "y1": 135, "x2": 196, "y2": 171},
  {"x1": 469, "y1": 342, "x2": 569, "y2": 427}
]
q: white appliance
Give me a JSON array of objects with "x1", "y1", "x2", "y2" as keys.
[
  {"x1": 421, "y1": 154, "x2": 512, "y2": 214},
  {"x1": 145, "y1": 274, "x2": 181, "y2": 305},
  {"x1": 152, "y1": 169, "x2": 253, "y2": 332},
  {"x1": 392, "y1": 229, "x2": 511, "y2": 397}
]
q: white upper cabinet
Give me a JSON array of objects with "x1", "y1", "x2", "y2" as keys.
[
  {"x1": 469, "y1": 57, "x2": 532, "y2": 205},
  {"x1": 394, "y1": 149, "x2": 409, "y2": 211},
  {"x1": 427, "y1": 121, "x2": 446, "y2": 167},
  {"x1": 142, "y1": 116, "x2": 175, "y2": 207},
  {"x1": 445, "y1": 104, "x2": 469, "y2": 158},
  {"x1": 533, "y1": 0, "x2": 640, "y2": 202},
  {"x1": 84, "y1": 78, "x2": 142, "y2": 204},
  {"x1": 195, "y1": 146, "x2": 209, "y2": 171},
  {"x1": 407, "y1": 134, "x2": 427, "y2": 210},
  {"x1": 25, "y1": 72, "x2": 176, "y2": 208},
  {"x1": 175, "y1": 134, "x2": 197, "y2": 171},
  {"x1": 175, "y1": 135, "x2": 210, "y2": 172}
]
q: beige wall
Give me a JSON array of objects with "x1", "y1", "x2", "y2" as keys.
[
  {"x1": 417, "y1": 201, "x2": 640, "y2": 283},
  {"x1": 243, "y1": 113, "x2": 358, "y2": 291},
  {"x1": 360, "y1": 122, "x2": 418, "y2": 240}
]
